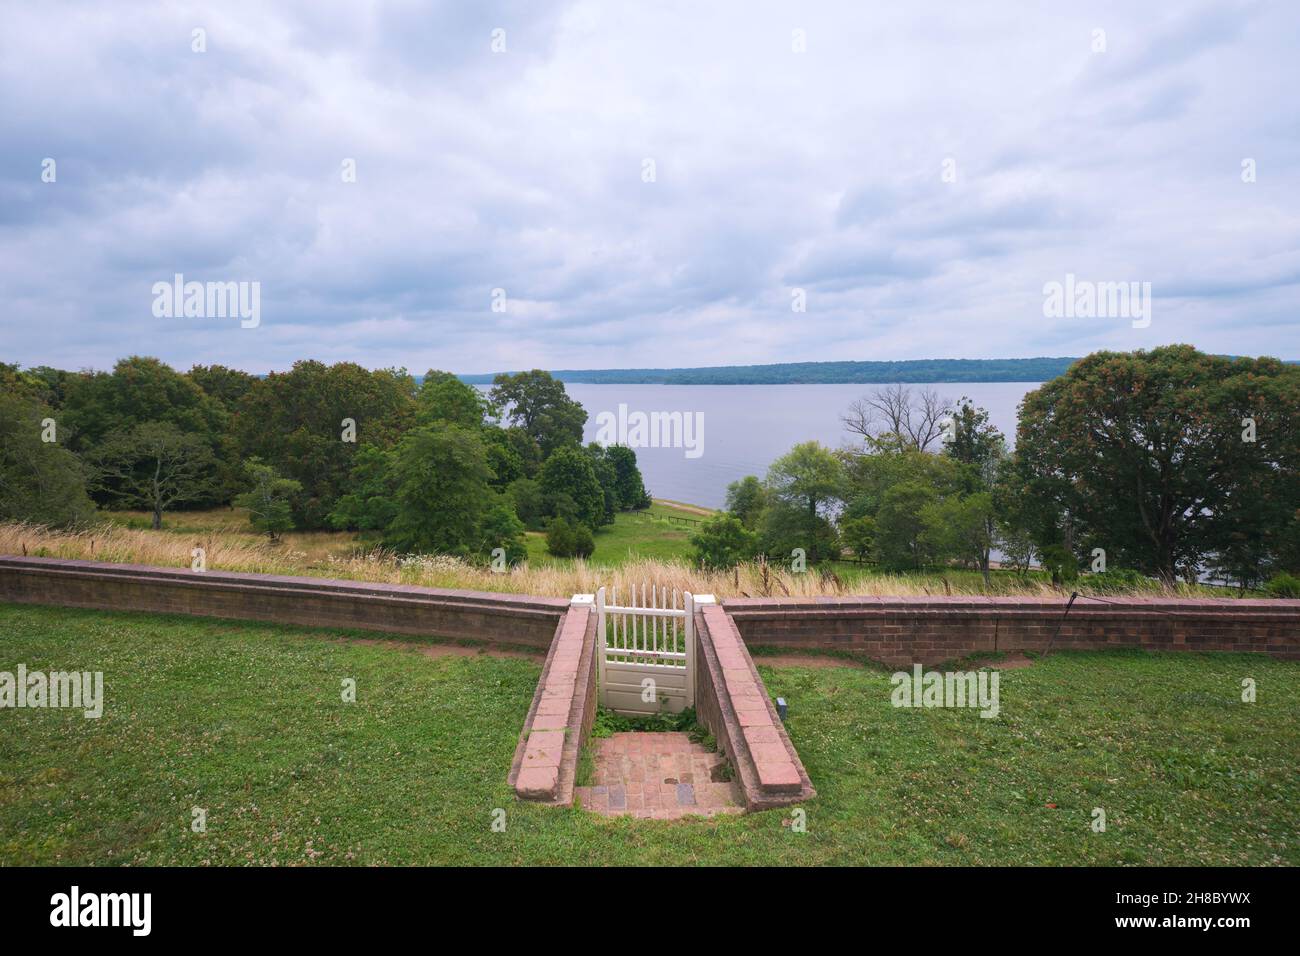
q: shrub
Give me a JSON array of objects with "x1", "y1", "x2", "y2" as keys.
[
  {"x1": 546, "y1": 517, "x2": 595, "y2": 559},
  {"x1": 1265, "y1": 572, "x2": 1300, "y2": 599},
  {"x1": 690, "y1": 514, "x2": 757, "y2": 570}
]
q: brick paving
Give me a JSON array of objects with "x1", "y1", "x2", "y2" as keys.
[{"x1": 575, "y1": 732, "x2": 743, "y2": 820}]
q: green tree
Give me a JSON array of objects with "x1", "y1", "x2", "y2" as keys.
[
  {"x1": 62, "y1": 356, "x2": 226, "y2": 457},
  {"x1": 186, "y1": 365, "x2": 257, "y2": 411},
  {"x1": 765, "y1": 441, "x2": 843, "y2": 521},
  {"x1": 480, "y1": 499, "x2": 527, "y2": 566},
  {"x1": 234, "y1": 458, "x2": 302, "y2": 540},
  {"x1": 327, "y1": 444, "x2": 398, "y2": 532},
  {"x1": 90, "y1": 421, "x2": 217, "y2": 529},
  {"x1": 919, "y1": 492, "x2": 997, "y2": 585},
  {"x1": 489, "y1": 370, "x2": 587, "y2": 457},
  {"x1": 1016, "y1": 345, "x2": 1300, "y2": 583},
  {"x1": 539, "y1": 445, "x2": 607, "y2": 528},
  {"x1": 0, "y1": 393, "x2": 95, "y2": 527},
  {"x1": 839, "y1": 514, "x2": 875, "y2": 563},
  {"x1": 603, "y1": 444, "x2": 650, "y2": 510},
  {"x1": 416, "y1": 371, "x2": 489, "y2": 429},
  {"x1": 384, "y1": 424, "x2": 495, "y2": 555},
  {"x1": 873, "y1": 480, "x2": 941, "y2": 570},
  {"x1": 505, "y1": 477, "x2": 547, "y2": 530},
  {"x1": 761, "y1": 442, "x2": 843, "y2": 563},
  {"x1": 725, "y1": 475, "x2": 767, "y2": 529},
  {"x1": 546, "y1": 517, "x2": 594, "y2": 559},
  {"x1": 690, "y1": 514, "x2": 758, "y2": 570},
  {"x1": 233, "y1": 361, "x2": 416, "y2": 528}
]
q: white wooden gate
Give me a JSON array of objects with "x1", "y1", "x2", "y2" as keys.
[{"x1": 595, "y1": 585, "x2": 695, "y2": 715}]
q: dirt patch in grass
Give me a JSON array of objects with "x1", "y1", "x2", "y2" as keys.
[
  {"x1": 346, "y1": 637, "x2": 544, "y2": 661},
  {"x1": 984, "y1": 652, "x2": 1037, "y2": 669},
  {"x1": 753, "y1": 653, "x2": 865, "y2": 669}
]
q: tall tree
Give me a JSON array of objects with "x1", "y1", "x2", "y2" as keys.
[
  {"x1": 0, "y1": 393, "x2": 95, "y2": 527},
  {"x1": 384, "y1": 424, "x2": 495, "y2": 555},
  {"x1": 489, "y1": 370, "x2": 586, "y2": 457},
  {"x1": 415, "y1": 370, "x2": 489, "y2": 429},
  {"x1": 725, "y1": 475, "x2": 767, "y2": 529},
  {"x1": 843, "y1": 384, "x2": 952, "y2": 451},
  {"x1": 233, "y1": 361, "x2": 416, "y2": 528},
  {"x1": 90, "y1": 421, "x2": 217, "y2": 528},
  {"x1": 762, "y1": 441, "x2": 844, "y2": 564},
  {"x1": 1015, "y1": 345, "x2": 1300, "y2": 583},
  {"x1": 539, "y1": 445, "x2": 607, "y2": 529}
]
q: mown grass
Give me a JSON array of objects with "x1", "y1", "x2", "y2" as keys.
[
  {"x1": 1, "y1": 603, "x2": 1294, "y2": 866},
  {"x1": 524, "y1": 509, "x2": 695, "y2": 567}
]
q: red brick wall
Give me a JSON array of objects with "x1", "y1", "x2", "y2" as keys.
[
  {"x1": 509, "y1": 607, "x2": 598, "y2": 804},
  {"x1": 0, "y1": 556, "x2": 567, "y2": 648},
  {"x1": 723, "y1": 595, "x2": 1300, "y2": 664},
  {"x1": 694, "y1": 605, "x2": 815, "y2": 810}
]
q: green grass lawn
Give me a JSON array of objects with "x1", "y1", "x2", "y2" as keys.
[
  {"x1": 524, "y1": 508, "x2": 696, "y2": 567},
  {"x1": 1, "y1": 602, "x2": 1295, "y2": 865}
]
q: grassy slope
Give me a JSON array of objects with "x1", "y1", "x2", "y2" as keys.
[
  {"x1": 1, "y1": 604, "x2": 1294, "y2": 866},
  {"x1": 524, "y1": 507, "x2": 699, "y2": 567}
]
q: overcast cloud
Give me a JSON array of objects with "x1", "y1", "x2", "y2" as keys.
[{"x1": 1, "y1": 0, "x2": 1297, "y2": 374}]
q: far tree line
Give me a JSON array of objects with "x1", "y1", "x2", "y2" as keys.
[
  {"x1": 689, "y1": 345, "x2": 1300, "y2": 594},
  {"x1": 0, "y1": 359, "x2": 651, "y2": 564}
]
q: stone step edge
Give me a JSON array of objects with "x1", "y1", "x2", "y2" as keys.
[
  {"x1": 509, "y1": 606, "x2": 597, "y2": 805},
  {"x1": 696, "y1": 606, "x2": 816, "y2": 811}
]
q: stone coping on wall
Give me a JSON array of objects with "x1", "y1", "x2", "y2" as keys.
[
  {"x1": 0, "y1": 555, "x2": 567, "y2": 648},
  {"x1": 694, "y1": 604, "x2": 815, "y2": 811},
  {"x1": 722, "y1": 593, "x2": 1300, "y2": 664},
  {"x1": 0, "y1": 555, "x2": 568, "y2": 610},
  {"x1": 724, "y1": 593, "x2": 1297, "y2": 615},
  {"x1": 508, "y1": 605, "x2": 598, "y2": 805}
]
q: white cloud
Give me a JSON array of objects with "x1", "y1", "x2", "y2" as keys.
[{"x1": 0, "y1": 0, "x2": 1296, "y2": 374}]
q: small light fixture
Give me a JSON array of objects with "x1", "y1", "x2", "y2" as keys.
[{"x1": 776, "y1": 697, "x2": 788, "y2": 722}]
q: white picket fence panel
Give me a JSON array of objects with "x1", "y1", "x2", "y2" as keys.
[{"x1": 595, "y1": 584, "x2": 695, "y2": 715}]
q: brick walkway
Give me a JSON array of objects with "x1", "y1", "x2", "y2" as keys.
[{"x1": 575, "y1": 732, "x2": 743, "y2": 820}]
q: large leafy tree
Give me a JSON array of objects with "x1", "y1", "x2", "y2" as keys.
[
  {"x1": 539, "y1": 445, "x2": 607, "y2": 529},
  {"x1": 0, "y1": 393, "x2": 95, "y2": 527},
  {"x1": 603, "y1": 444, "x2": 651, "y2": 510},
  {"x1": 415, "y1": 370, "x2": 489, "y2": 429},
  {"x1": 761, "y1": 442, "x2": 844, "y2": 564},
  {"x1": 489, "y1": 369, "x2": 586, "y2": 458},
  {"x1": 186, "y1": 365, "x2": 257, "y2": 411},
  {"x1": 384, "y1": 424, "x2": 496, "y2": 555},
  {"x1": 725, "y1": 475, "x2": 767, "y2": 529},
  {"x1": 233, "y1": 361, "x2": 416, "y2": 528},
  {"x1": 1015, "y1": 345, "x2": 1300, "y2": 583},
  {"x1": 90, "y1": 421, "x2": 217, "y2": 528},
  {"x1": 765, "y1": 441, "x2": 843, "y2": 521},
  {"x1": 62, "y1": 356, "x2": 226, "y2": 456}
]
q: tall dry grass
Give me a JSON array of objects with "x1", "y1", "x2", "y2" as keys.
[{"x1": 0, "y1": 520, "x2": 1226, "y2": 601}]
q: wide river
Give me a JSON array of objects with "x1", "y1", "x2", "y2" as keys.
[{"x1": 519, "y1": 382, "x2": 1042, "y2": 509}]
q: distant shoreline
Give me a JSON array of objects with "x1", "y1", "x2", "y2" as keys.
[{"x1": 458, "y1": 357, "x2": 1080, "y2": 385}]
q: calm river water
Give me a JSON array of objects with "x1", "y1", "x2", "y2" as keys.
[{"x1": 548, "y1": 382, "x2": 1041, "y2": 509}]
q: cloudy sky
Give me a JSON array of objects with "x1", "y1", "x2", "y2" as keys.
[{"x1": 2, "y1": 0, "x2": 1297, "y2": 375}]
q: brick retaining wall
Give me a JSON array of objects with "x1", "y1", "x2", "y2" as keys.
[
  {"x1": 695, "y1": 605, "x2": 815, "y2": 811},
  {"x1": 0, "y1": 556, "x2": 567, "y2": 648},
  {"x1": 508, "y1": 606, "x2": 598, "y2": 804},
  {"x1": 723, "y1": 595, "x2": 1300, "y2": 665}
]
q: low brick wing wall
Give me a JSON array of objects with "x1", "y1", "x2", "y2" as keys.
[
  {"x1": 509, "y1": 606, "x2": 598, "y2": 804},
  {"x1": 0, "y1": 556, "x2": 567, "y2": 648},
  {"x1": 695, "y1": 604, "x2": 815, "y2": 811},
  {"x1": 723, "y1": 595, "x2": 1300, "y2": 664}
]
